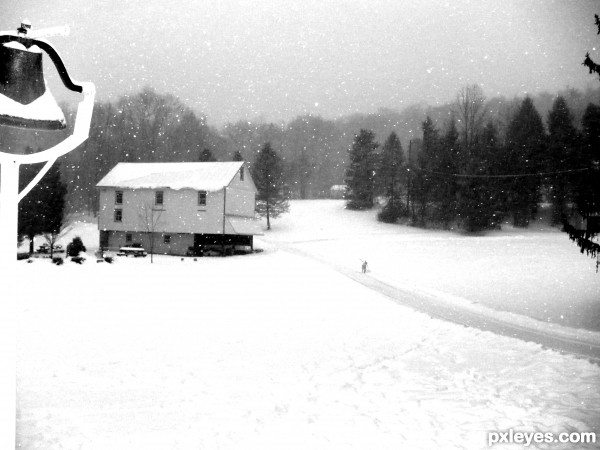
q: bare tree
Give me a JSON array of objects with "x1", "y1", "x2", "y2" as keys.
[
  {"x1": 139, "y1": 202, "x2": 164, "y2": 263},
  {"x1": 454, "y1": 84, "x2": 487, "y2": 150},
  {"x1": 495, "y1": 97, "x2": 522, "y2": 143},
  {"x1": 42, "y1": 224, "x2": 72, "y2": 260}
]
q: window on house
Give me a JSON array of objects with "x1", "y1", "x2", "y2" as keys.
[
  {"x1": 240, "y1": 166, "x2": 244, "y2": 181},
  {"x1": 115, "y1": 190, "x2": 123, "y2": 204},
  {"x1": 164, "y1": 235, "x2": 171, "y2": 244},
  {"x1": 198, "y1": 190, "x2": 207, "y2": 206},
  {"x1": 114, "y1": 209, "x2": 122, "y2": 222},
  {"x1": 155, "y1": 190, "x2": 164, "y2": 206},
  {"x1": 125, "y1": 233, "x2": 132, "y2": 243}
]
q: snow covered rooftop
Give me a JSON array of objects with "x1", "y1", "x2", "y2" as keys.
[{"x1": 96, "y1": 162, "x2": 245, "y2": 192}]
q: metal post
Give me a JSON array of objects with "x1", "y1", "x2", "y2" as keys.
[
  {"x1": 406, "y1": 140, "x2": 412, "y2": 212},
  {"x1": 0, "y1": 158, "x2": 18, "y2": 449},
  {"x1": 0, "y1": 159, "x2": 20, "y2": 265},
  {"x1": 0, "y1": 22, "x2": 96, "y2": 449},
  {"x1": 222, "y1": 187, "x2": 227, "y2": 256}
]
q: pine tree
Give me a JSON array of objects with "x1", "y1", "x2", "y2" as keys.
[
  {"x1": 583, "y1": 15, "x2": 600, "y2": 79},
  {"x1": 412, "y1": 117, "x2": 440, "y2": 226},
  {"x1": 18, "y1": 163, "x2": 67, "y2": 255},
  {"x1": 18, "y1": 163, "x2": 42, "y2": 254},
  {"x1": 578, "y1": 104, "x2": 600, "y2": 219},
  {"x1": 232, "y1": 150, "x2": 243, "y2": 161},
  {"x1": 199, "y1": 148, "x2": 217, "y2": 162},
  {"x1": 344, "y1": 129, "x2": 379, "y2": 210},
  {"x1": 565, "y1": 102, "x2": 600, "y2": 263},
  {"x1": 546, "y1": 96, "x2": 579, "y2": 225},
  {"x1": 67, "y1": 236, "x2": 87, "y2": 257},
  {"x1": 503, "y1": 97, "x2": 546, "y2": 227},
  {"x1": 253, "y1": 142, "x2": 289, "y2": 230},
  {"x1": 567, "y1": 13, "x2": 600, "y2": 267},
  {"x1": 457, "y1": 121, "x2": 503, "y2": 231},
  {"x1": 376, "y1": 132, "x2": 406, "y2": 222},
  {"x1": 434, "y1": 117, "x2": 460, "y2": 227}
]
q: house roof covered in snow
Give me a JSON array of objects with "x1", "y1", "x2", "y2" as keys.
[{"x1": 96, "y1": 162, "x2": 248, "y2": 192}]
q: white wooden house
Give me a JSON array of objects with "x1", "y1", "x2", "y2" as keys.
[{"x1": 96, "y1": 161, "x2": 262, "y2": 256}]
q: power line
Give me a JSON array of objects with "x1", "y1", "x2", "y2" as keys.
[{"x1": 410, "y1": 166, "x2": 594, "y2": 179}]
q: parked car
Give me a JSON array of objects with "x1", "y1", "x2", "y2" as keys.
[
  {"x1": 117, "y1": 243, "x2": 148, "y2": 257},
  {"x1": 37, "y1": 243, "x2": 64, "y2": 254}
]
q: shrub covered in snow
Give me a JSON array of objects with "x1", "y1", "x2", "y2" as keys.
[
  {"x1": 377, "y1": 202, "x2": 407, "y2": 224},
  {"x1": 67, "y1": 236, "x2": 86, "y2": 257}
]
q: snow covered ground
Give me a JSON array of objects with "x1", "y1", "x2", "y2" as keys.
[
  {"x1": 13, "y1": 201, "x2": 600, "y2": 449},
  {"x1": 261, "y1": 201, "x2": 600, "y2": 335}
]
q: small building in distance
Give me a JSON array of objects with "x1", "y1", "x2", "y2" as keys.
[
  {"x1": 329, "y1": 184, "x2": 346, "y2": 199},
  {"x1": 96, "y1": 161, "x2": 262, "y2": 256}
]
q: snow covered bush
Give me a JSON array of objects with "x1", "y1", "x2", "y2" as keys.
[
  {"x1": 377, "y1": 202, "x2": 407, "y2": 224},
  {"x1": 67, "y1": 236, "x2": 86, "y2": 257}
]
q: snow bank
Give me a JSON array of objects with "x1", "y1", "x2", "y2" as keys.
[
  {"x1": 13, "y1": 200, "x2": 600, "y2": 449},
  {"x1": 16, "y1": 252, "x2": 600, "y2": 449},
  {"x1": 260, "y1": 200, "x2": 600, "y2": 334}
]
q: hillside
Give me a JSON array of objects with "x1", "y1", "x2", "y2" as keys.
[{"x1": 259, "y1": 200, "x2": 600, "y2": 334}]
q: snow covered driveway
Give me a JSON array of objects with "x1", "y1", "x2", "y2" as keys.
[
  {"x1": 16, "y1": 250, "x2": 600, "y2": 449},
  {"x1": 259, "y1": 201, "x2": 600, "y2": 356}
]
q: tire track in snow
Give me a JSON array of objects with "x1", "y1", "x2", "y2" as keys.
[{"x1": 274, "y1": 242, "x2": 600, "y2": 363}]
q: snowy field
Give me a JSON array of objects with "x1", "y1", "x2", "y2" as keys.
[
  {"x1": 13, "y1": 200, "x2": 600, "y2": 449},
  {"x1": 262, "y1": 201, "x2": 600, "y2": 335}
]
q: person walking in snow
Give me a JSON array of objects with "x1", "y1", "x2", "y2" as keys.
[{"x1": 361, "y1": 260, "x2": 368, "y2": 273}]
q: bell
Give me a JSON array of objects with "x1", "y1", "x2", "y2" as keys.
[{"x1": 0, "y1": 22, "x2": 66, "y2": 130}]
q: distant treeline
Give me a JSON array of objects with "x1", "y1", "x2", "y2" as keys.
[
  {"x1": 345, "y1": 86, "x2": 600, "y2": 237},
  {"x1": 1, "y1": 84, "x2": 599, "y2": 220}
]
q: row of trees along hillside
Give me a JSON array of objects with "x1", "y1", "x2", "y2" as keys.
[
  {"x1": 345, "y1": 88, "x2": 600, "y2": 257},
  {"x1": 3, "y1": 85, "x2": 599, "y2": 229}
]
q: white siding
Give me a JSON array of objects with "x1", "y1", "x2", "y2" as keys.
[
  {"x1": 97, "y1": 163, "x2": 260, "y2": 256},
  {"x1": 99, "y1": 188, "x2": 228, "y2": 234},
  {"x1": 105, "y1": 231, "x2": 193, "y2": 256},
  {"x1": 225, "y1": 165, "x2": 256, "y2": 217}
]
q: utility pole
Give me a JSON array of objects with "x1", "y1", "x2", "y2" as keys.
[
  {"x1": 406, "y1": 140, "x2": 412, "y2": 212},
  {"x1": 0, "y1": 21, "x2": 95, "y2": 448}
]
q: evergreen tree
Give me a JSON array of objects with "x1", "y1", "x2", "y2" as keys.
[
  {"x1": 18, "y1": 163, "x2": 67, "y2": 255},
  {"x1": 560, "y1": 15, "x2": 600, "y2": 267},
  {"x1": 376, "y1": 132, "x2": 406, "y2": 222},
  {"x1": 18, "y1": 163, "x2": 43, "y2": 254},
  {"x1": 434, "y1": 117, "x2": 460, "y2": 227},
  {"x1": 67, "y1": 236, "x2": 87, "y2": 257},
  {"x1": 578, "y1": 103, "x2": 600, "y2": 219},
  {"x1": 253, "y1": 142, "x2": 290, "y2": 230},
  {"x1": 412, "y1": 117, "x2": 440, "y2": 226},
  {"x1": 546, "y1": 96, "x2": 579, "y2": 224},
  {"x1": 583, "y1": 15, "x2": 600, "y2": 79},
  {"x1": 344, "y1": 129, "x2": 379, "y2": 210},
  {"x1": 565, "y1": 102, "x2": 600, "y2": 263},
  {"x1": 457, "y1": 121, "x2": 503, "y2": 231},
  {"x1": 503, "y1": 97, "x2": 546, "y2": 227},
  {"x1": 232, "y1": 150, "x2": 243, "y2": 161},
  {"x1": 199, "y1": 148, "x2": 217, "y2": 162}
]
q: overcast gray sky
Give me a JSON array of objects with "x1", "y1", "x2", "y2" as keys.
[{"x1": 3, "y1": 0, "x2": 599, "y2": 126}]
